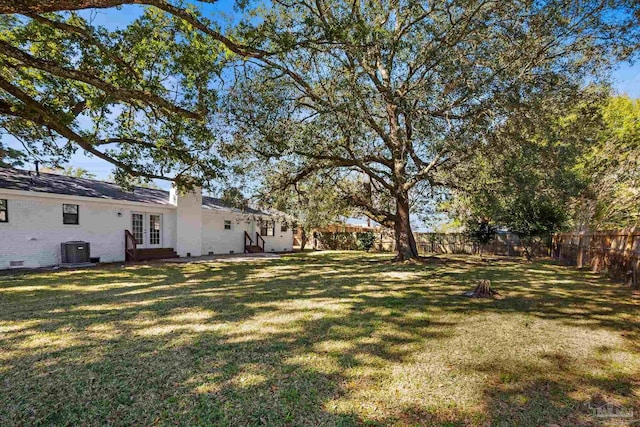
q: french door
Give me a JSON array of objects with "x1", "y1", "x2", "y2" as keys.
[{"x1": 131, "y1": 212, "x2": 162, "y2": 248}]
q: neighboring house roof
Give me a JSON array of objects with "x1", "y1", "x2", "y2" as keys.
[{"x1": 0, "y1": 167, "x2": 267, "y2": 215}]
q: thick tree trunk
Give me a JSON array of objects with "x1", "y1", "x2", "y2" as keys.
[
  {"x1": 300, "y1": 229, "x2": 308, "y2": 250},
  {"x1": 394, "y1": 193, "x2": 419, "y2": 261}
]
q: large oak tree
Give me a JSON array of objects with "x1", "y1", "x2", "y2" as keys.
[{"x1": 226, "y1": 0, "x2": 639, "y2": 259}]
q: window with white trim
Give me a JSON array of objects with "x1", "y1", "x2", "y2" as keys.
[{"x1": 224, "y1": 220, "x2": 232, "y2": 230}]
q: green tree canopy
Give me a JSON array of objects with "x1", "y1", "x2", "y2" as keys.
[
  {"x1": 221, "y1": 186, "x2": 249, "y2": 210},
  {"x1": 0, "y1": 138, "x2": 25, "y2": 167},
  {"x1": 0, "y1": 7, "x2": 233, "y2": 188},
  {"x1": 257, "y1": 169, "x2": 353, "y2": 249},
  {"x1": 443, "y1": 90, "x2": 610, "y2": 258},
  {"x1": 577, "y1": 96, "x2": 640, "y2": 229},
  {"x1": 448, "y1": 93, "x2": 640, "y2": 237}
]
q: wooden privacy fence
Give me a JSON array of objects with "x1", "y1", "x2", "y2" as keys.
[
  {"x1": 415, "y1": 232, "x2": 548, "y2": 256},
  {"x1": 412, "y1": 232, "x2": 543, "y2": 256},
  {"x1": 314, "y1": 229, "x2": 549, "y2": 257},
  {"x1": 552, "y1": 229, "x2": 640, "y2": 286}
]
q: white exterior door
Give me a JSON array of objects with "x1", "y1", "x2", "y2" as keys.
[
  {"x1": 131, "y1": 212, "x2": 162, "y2": 248},
  {"x1": 148, "y1": 213, "x2": 162, "y2": 248},
  {"x1": 131, "y1": 212, "x2": 146, "y2": 248}
]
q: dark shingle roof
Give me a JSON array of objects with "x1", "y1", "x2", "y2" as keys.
[
  {"x1": 202, "y1": 196, "x2": 266, "y2": 215},
  {"x1": 0, "y1": 168, "x2": 267, "y2": 214},
  {"x1": 0, "y1": 167, "x2": 171, "y2": 204}
]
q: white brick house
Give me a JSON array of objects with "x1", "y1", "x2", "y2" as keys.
[{"x1": 0, "y1": 168, "x2": 293, "y2": 269}]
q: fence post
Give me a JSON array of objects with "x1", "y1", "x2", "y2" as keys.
[
  {"x1": 558, "y1": 234, "x2": 562, "y2": 260},
  {"x1": 576, "y1": 233, "x2": 584, "y2": 268}
]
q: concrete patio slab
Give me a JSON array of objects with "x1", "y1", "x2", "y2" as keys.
[{"x1": 164, "y1": 252, "x2": 282, "y2": 263}]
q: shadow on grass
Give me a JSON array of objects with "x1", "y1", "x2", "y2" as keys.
[{"x1": 0, "y1": 251, "x2": 638, "y2": 426}]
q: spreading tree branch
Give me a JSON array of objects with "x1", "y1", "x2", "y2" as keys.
[{"x1": 0, "y1": 75, "x2": 176, "y2": 182}]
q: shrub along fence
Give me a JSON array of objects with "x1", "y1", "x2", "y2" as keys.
[
  {"x1": 552, "y1": 229, "x2": 639, "y2": 287},
  {"x1": 313, "y1": 230, "x2": 549, "y2": 257},
  {"x1": 313, "y1": 231, "x2": 377, "y2": 251}
]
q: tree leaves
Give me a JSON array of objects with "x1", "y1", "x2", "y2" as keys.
[
  {"x1": 581, "y1": 96, "x2": 640, "y2": 229},
  {"x1": 0, "y1": 8, "x2": 225, "y2": 189}
]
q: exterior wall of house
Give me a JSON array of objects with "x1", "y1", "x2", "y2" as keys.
[
  {"x1": 0, "y1": 190, "x2": 176, "y2": 269},
  {"x1": 201, "y1": 210, "x2": 252, "y2": 255},
  {"x1": 263, "y1": 221, "x2": 294, "y2": 253},
  {"x1": 0, "y1": 186, "x2": 293, "y2": 270},
  {"x1": 171, "y1": 187, "x2": 202, "y2": 257}
]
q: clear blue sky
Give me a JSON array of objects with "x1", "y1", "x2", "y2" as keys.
[{"x1": 3, "y1": 5, "x2": 640, "y2": 190}]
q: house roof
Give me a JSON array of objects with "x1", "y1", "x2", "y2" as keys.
[
  {"x1": 201, "y1": 196, "x2": 266, "y2": 215},
  {"x1": 0, "y1": 167, "x2": 267, "y2": 215}
]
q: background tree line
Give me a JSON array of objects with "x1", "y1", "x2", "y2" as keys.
[{"x1": 446, "y1": 94, "x2": 640, "y2": 257}]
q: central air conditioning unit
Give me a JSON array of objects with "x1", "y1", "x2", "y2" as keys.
[{"x1": 61, "y1": 241, "x2": 91, "y2": 264}]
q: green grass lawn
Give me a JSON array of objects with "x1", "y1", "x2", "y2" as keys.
[{"x1": 1, "y1": 251, "x2": 638, "y2": 426}]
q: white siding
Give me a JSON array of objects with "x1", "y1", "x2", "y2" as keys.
[
  {"x1": 0, "y1": 188, "x2": 293, "y2": 269},
  {"x1": 263, "y1": 220, "x2": 294, "y2": 253},
  {"x1": 171, "y1": 187, "x2": 202, "y2": 257},
  {"x1": 201, "y1": 210, "x2": 252, "y2": 255},
  {"x1": 0, "y1": 192, "x2": 176, "y2": 269}
]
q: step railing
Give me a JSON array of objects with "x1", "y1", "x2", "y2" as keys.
[
  {"x1": 256, "y1": 232, "x2": 265, "y2": 252},
  {"x1": 125, "y1": 229, "x2": 137, "y2": 261},
  {"x1": 244, "y1": 231, "x2": 253, "y2": 253}
]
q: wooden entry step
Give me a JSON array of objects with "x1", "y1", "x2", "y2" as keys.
[{"x1": 135, "y1": 248, "x2": 178, "y2": 260}]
